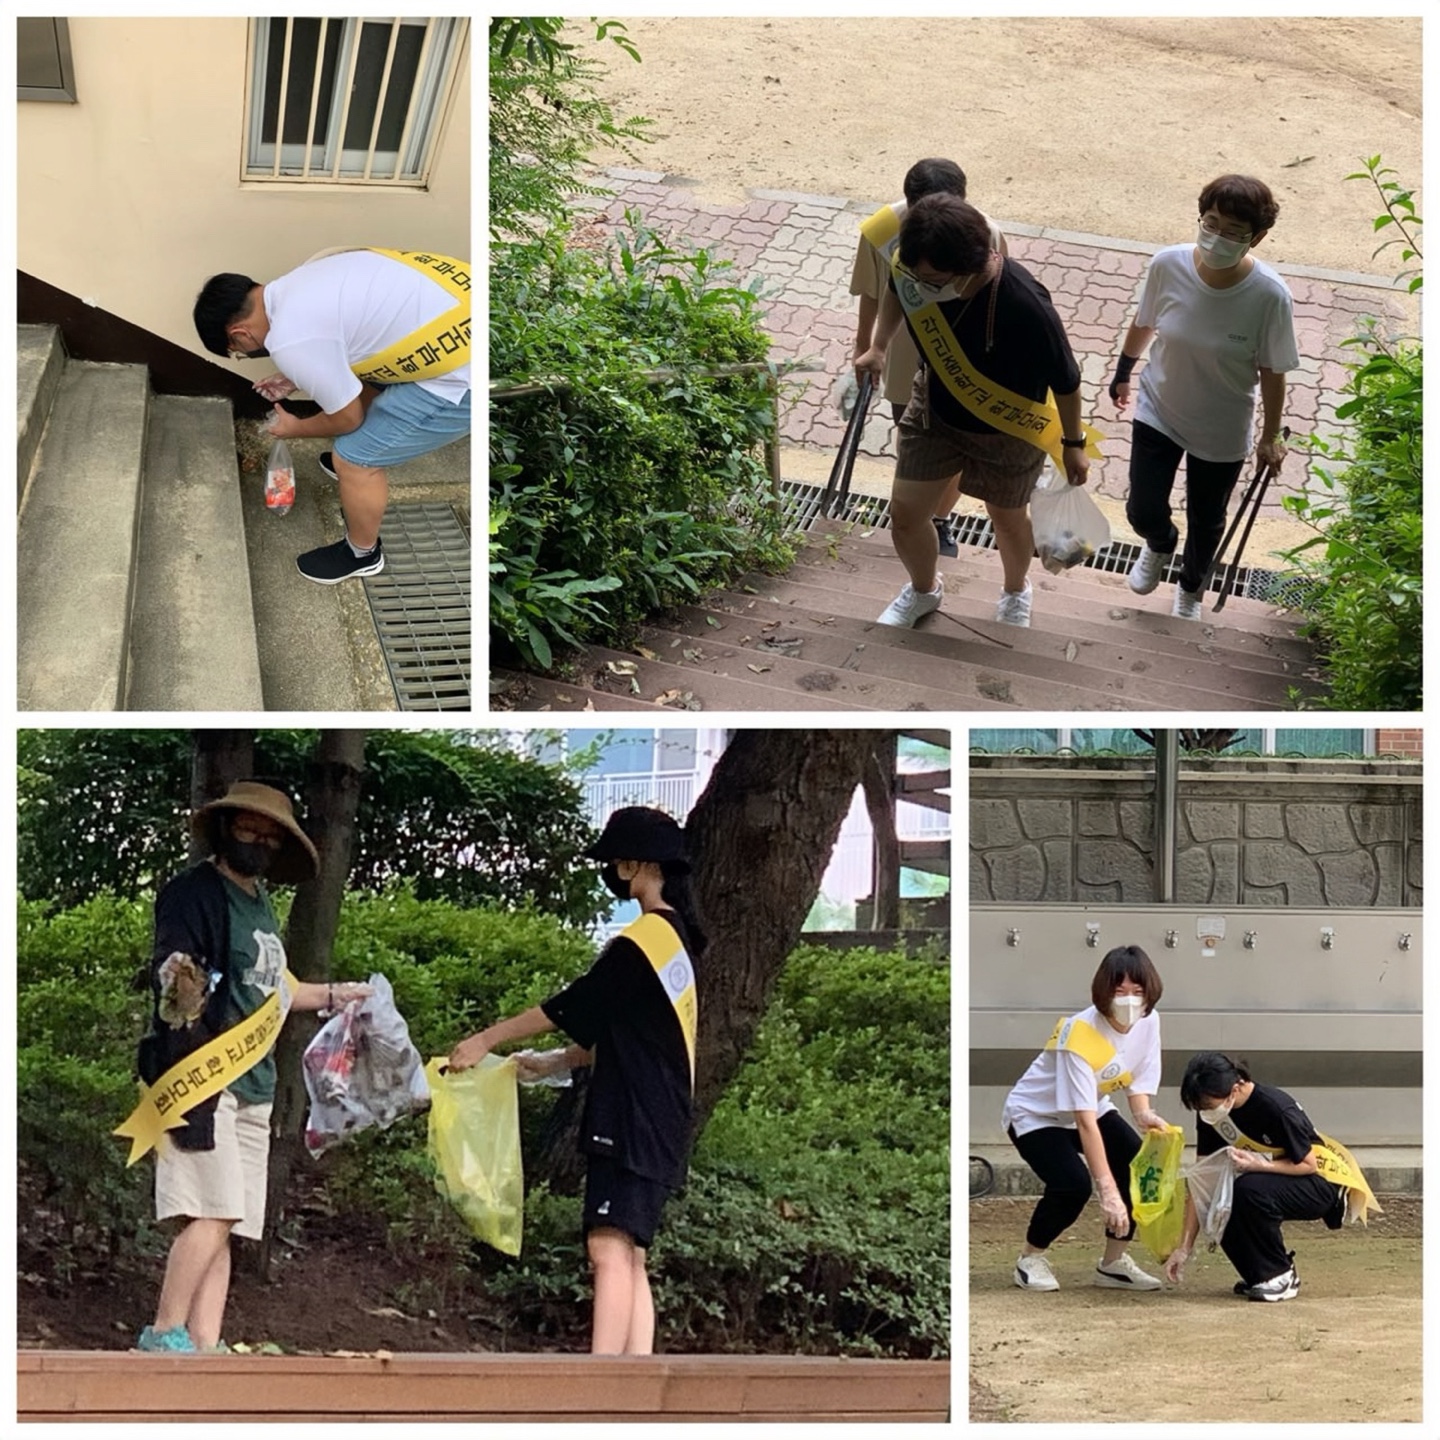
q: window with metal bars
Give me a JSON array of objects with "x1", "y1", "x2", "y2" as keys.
[{"x1": 244, "y1": 17, "x2": 466, "y2": 185}]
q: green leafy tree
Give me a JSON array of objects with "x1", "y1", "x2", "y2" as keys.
[{"x1": 1280, "y1": 157, "x2": 1422, "y2": 710}]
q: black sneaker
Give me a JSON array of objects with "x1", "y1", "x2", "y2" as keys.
[
  {"x1": 318, "y1": 451, "x2": 339, "y2": 480},
  {"x1": 933, "y1": 515, "x2": 959, "y2": 558},
  {"x1": 296, "y1": 537, "x2": 384, "y2": 584}
]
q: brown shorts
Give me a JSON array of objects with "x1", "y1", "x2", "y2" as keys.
[{"x1": 894, "y1": 370, "x2": 1046, "y2": 508}]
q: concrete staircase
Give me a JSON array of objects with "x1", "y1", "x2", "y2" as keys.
[
  {"x1": 494, "y1": 517, "x2": 1322, "y2": 713},
  {"x1": 18, "y1": 324, "x2": 263, "y2": 711}
]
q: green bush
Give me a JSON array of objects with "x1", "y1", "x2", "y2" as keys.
[
  {"x1": 1282, "y1": 157, "x2": 1422, "y2": 709},
  {"x1": 491, "y1": 221, "x2": 791, "y2": 668}
]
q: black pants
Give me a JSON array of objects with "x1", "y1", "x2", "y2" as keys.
[
  {"x1": 1125, "y1": 420, "x2": 1245, "y2": 594},
  {"x1": 1009, "y1": 1110, "x2": 1141, "y2": 1250},
  {"x1": 1221, "y1": 1171, "x2": 1342, "y2": 1286}
]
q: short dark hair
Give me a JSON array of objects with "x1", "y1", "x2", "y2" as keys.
[
  {"x1": 1179, "y1": 1051, "x2": 1253, "y2": 1111},
  {"x1": 193, "y1": 274, "x2": 261, "y2": 357},
  {"x1": 1197, "y1": 174, "x2": 1279, "y2": 235},
  {"x1": 1089, "y1": 944, "x2": 1163, "y2": 1017},
  {"x1": 904, "y1": 157, "x2": 968, "y2": 206},
  {"x1": 898, "y1": 195, "x2": 992, "y2": 276}
]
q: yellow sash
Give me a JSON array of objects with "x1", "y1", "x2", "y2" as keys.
[
  {"x1": 623, "y1": 913, "x2": 698, "y2": 1089},
  {"x1": 304, "y1": 247, "x2": 470, "y2": 385},
  {"x1": 1216, "y1": 1119, "x2": 1382, "y2": 1224},
  {"x1": 859, "y1": 200, "x2": 907, "y2": 261},
  {"x1": 1044, "y1": 1016, "x2": 1133, "y2": 1095},
  {"x1": 881, "y1": 247, "x2": 1103, "y2": 469},
  {"x1": 113, "y1": 971, "x2": 300, "y2": 1167}
]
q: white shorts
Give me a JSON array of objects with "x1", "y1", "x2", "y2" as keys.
[{"x1": 154, "y1": 1090, "x2": 273, "y2": 1240}]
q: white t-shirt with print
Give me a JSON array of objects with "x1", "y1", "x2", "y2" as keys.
[
  {"x1": 1002, "y1": 1003, "x2": 1162, "y2": 1138},
  {"x1": 263, "y1": 250, "x2": 471, "y2": 415},
  {"x1": 1133, "y1": 244, "x2": 1300, "y2": 462}
]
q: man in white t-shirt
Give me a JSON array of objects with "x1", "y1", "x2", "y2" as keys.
[{"x1": 194, "y1": 249, "x2": 471, "y2": 584}]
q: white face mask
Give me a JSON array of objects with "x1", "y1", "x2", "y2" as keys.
[
  {"x1": 1110, "y1": 994, "x2": 1144, "y2": 1027},
  {"x1": 1198, "y1": 1100, "x2": 1233, "y2": 1126},
  {"x1": 1196, "y1": 224, "x2": 1252, "y2": 270},
  {"x1": 915, "y1": 277, "x2": 963, "y2": 303}
]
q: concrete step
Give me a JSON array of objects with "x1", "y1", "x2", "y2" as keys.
[
  {"x1": 126, "y1": 396, "x2": 264, "y2": 711},
  {"x1": 17, "y1": 323, "x2": 66, "y2": 509},
  {"x1": 18, "y1": 360, "x2": 149, "y2": 710},
  {"x1": 678, "y1": 595, "x2": 1286, "y2": 711}
]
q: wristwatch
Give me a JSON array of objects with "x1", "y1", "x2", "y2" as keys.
[{"x1": 1061, "y1": 436, "x2": 1087, "y2": 449}]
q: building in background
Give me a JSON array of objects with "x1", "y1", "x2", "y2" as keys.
[{"x1": 528, "y1": 728, "x2": 951, "y2": 936}]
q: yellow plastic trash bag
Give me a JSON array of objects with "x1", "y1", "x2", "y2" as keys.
[
  {"x1": 425, "y1": 1055, "x2": 523, "y2": 1256},
  {"x1": 1129, "y1": 1123, "x2": 1186, "y2": 1261}
]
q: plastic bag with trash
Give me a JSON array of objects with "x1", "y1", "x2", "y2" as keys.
[
  {"x1": 264, "y1": 436, "x2": 295, "y2": 516},
  {"x1": 1029, "y1": 462, "x2": 1110, "y2": 574},
  {"x1": 302, "y1": 973, "x2": 429, "y2": 1156},
  {"x1": 1129, "y1": 1123, "x2": 1187, "y2": 1260},
  {"x1": 425, "y1": 1055, "x2": 523, "y2": 1256},
  {"x1": 1184, "y1": 1147, "x2": 1236, "y2": 1246}
]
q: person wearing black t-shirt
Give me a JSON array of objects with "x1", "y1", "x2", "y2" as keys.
[
  {"x1": 448, "y1": 806, "x2": 705, "y2": 1355},
  {"x1": 1165, "y1": 1052, "x2": 1353, "y2": 1302},
  {"x1": 854, "y1": 193, "x2": 1093, "y2": 631}
]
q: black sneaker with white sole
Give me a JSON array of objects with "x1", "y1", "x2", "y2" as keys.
[
  {"x1": 318, "y1": 451, "x2": 339, "y2": 480},
  {"x1": 296, "y1": 537, "x2": 385, "y2": 584}
]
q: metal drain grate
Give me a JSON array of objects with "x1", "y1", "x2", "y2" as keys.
[
  {"x1": 363, "y1": 503, "x2": 471, "y2": 710},
  {"x1": 779, "y1": 479, "x2": 1308, "y2": 604}
]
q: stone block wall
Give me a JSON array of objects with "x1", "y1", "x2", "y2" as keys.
[{"x1": 970, "y1": 756, "x2": 1422, "y2": 907}]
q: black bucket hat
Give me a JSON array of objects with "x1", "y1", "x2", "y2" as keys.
[{"x1": 584, "y1": 806, "x2": 690, "y2": 873}]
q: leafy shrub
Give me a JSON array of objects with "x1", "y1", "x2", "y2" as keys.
[
  {"x1": 491, "y1": 221, "x2": 791, "y2": 668},
  {"x1": 1282, "y1": 157, "x2": 1422, "y2": 709}
]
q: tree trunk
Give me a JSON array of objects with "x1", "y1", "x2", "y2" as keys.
[
  {"x1": 533, "y1": 730, "x2": 888, "y2": 1187},
  {"x1": 253, "y1": 729, "x2": 367, "y2": 1280},
  {"x1": 188, "y1": 731, "x2": 254, "y2": 862}
]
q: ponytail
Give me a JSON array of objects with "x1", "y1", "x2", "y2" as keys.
[{"x1": 660, "y1": 867, "x2": 709, "y2": 960}]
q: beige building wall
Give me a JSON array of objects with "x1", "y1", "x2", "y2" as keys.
[{"x1": 17, "y1": 17, "x2": 470, "y2": 379}]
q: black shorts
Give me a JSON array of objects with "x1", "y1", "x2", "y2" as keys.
[{"x1": 582, "y1": 1155, "x2": 672, "y2": 1249}]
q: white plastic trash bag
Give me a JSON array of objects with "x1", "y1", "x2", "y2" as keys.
[
  {"x1": 303, "y1": 973, "x2": 429, "y2": 1156},
  {"x1": 1185, "y1": 1148, "x2": 1236, "y2": 1245},
  {"x1": 1029, "y1": 462, "x2": 1110, "y2": 574}
]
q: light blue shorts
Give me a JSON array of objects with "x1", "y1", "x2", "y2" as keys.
[{"x1": 334, "y1": 381, "x2": 470, "y2": 468}]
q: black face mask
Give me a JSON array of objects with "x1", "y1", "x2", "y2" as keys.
[
  {"x1": 219, "y1": 834, "x2": 275, "y2": 879},
  {"x1": 601, "y1": 862, "x2": 632, "y2": 900}
]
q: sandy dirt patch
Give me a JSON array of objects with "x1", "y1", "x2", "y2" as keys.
[
  {"x1": 969, "y1": 1195, "x2": 1422, "y2": 1424},
  {"x1": 589, "y1": 17, "x2": 1421, "y2": 276}
]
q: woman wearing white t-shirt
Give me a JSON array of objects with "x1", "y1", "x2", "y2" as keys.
[
  {"x1": 1002, "y1": 945, "x2": 1170, "y2": 1292},
  {"x1": 1109, "y1": 175, "x2": 1300, "y2": 621}
]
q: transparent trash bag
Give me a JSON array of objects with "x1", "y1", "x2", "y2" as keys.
[
  {"x1": 265, "y1": 436, "x2": 295, "y2": 515},
  {"x1": 1029, "y1": 462, "x2": 1110, "y2": 574},
  {"x1": 1184, "y1": 1148, "x2": 1236, "y2": 1246},
  {"x1": 1129, "y1": 1123, "x2": 1187, "y2": 1260},
  {"x1": 303, "y1": 973, "x2": 428, "y2": 1156},
  {"x1": 425, "y1": 1055, "x2": 523, "y2": 1256}
]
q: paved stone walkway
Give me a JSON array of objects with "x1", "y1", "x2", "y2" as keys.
[{"x1": 583, "y1": 168, "x2": 1414, "y2": 518}]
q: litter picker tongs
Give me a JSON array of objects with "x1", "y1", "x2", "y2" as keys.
[
  {"x1": 819, "y1": 370, "x2": 874, "y2": 518},
  {"x1": 1205, "y1": 425, "x2": 1290, "y2": 614}
]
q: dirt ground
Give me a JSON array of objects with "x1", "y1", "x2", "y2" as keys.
[
  {"x1": 968, "y1": 1195, "x2": 1423, "y2": 1424},
  {"x1": 587, "y1": 16, "x2": 1422, "y2": 275}
]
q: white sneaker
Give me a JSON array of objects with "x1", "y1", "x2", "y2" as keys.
[
  {"x1": 995, "y1": 581, "x2": 1032, "y2": 628},
  {"x1": 1014, "y1": 1253, "x2": 1060, "y2": 1291},
  {"x1": 1246, "y1": 1267, "x2": 1301, "y2": 1303},
  {"x1": 1094, "y1": 1252, "x2": 1163, "y2": 1290},
  {"x1": 1127, "y1": 545, "x2": 1168, "y2": 595},
  {"x1": 877, "y1": 577, "x2": 943, "y2": 627},
  {"x1": 1172, "y1": 583, "x2": 1204, "y2": 621}
]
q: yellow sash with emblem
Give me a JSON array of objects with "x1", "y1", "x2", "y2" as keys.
[
  {"x1": 304, "y1": 246, "x2": 471, "y2": 385},
  {"x1": 623, "y1": 913, "x2": 698, "y2": 1090},
  {"x1": 1044, "y1": 1015, "x2": 1133, "y2": 1095},
  {"x1": 113, "y1": 971, "x2": 300, "y2": 1166},
  {"x1": 862, "y1": 203, "x2": 1103, "y2": 470},
  {"x1": 1213, "y1": 1116, "x2": 1382, "y2": 1224}
]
